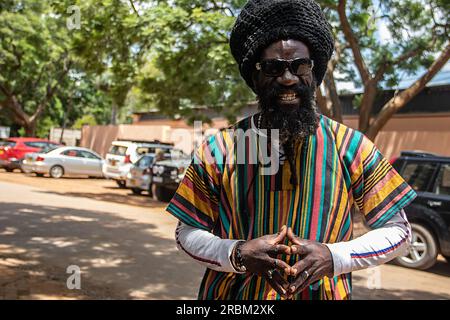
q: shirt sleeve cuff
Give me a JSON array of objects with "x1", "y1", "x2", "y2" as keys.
[{"x1": 324, "y1": 242, "x2": 352, "y2": 277}]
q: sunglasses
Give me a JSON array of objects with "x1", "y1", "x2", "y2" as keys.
[{"x1": 256, "y1": 58, "x2": 314, "y2": 77}]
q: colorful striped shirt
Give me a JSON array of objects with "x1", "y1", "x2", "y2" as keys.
[{"x1": 166, "y1": 114, "x2": 416, "y2": 300}]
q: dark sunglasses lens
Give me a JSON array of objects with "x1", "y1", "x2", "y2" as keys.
[
  {"x1": 292, "y1": 58, "x2": 313, "y2": 75},
  {"x1": 262, "y1": 60, "x2": 286, "y2": 76}
]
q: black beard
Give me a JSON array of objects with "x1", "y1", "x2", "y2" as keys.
[
  {"x1": 256, "y1": 80, "x2": 320, "y2": 145},
  {"x1": 255, "y1": 80, "x2": 320, "y2": 185}
]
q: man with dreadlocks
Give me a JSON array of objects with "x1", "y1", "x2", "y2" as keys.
[{"x1": 166, "y1": 0, "x2": 416, "y2": 300}]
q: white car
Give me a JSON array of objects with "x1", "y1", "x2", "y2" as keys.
[
  {"x1": 102, "y1": 140, "x2": 173, "y2": 188},
  {"x1": 21, "y1": 146, "x2": 104, "y2": 178}
]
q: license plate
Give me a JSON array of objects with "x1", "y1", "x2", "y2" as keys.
[{"x1": 153, "y1": 176, "x2": 163, "y2": 183}]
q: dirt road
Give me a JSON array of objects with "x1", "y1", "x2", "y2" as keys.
[{"x1": 0, "y1": 170, "x2": 449, "y2": 300}]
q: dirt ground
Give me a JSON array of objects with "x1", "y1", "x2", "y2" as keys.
[{"x1": 1, "y1": 169, "x2": 449, "y2": 300}]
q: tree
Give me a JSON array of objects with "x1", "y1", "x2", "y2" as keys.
[
  {"x1": 317, "y1": 0, "x2": 449, "y2": 140},
  {"x1": 54, "y1": 0, "x2": 149, "y2": 125},
  {"x1": 136, "y1": 0, "x2": 253, "y2": 122},
  {"x1": 0, "y1": 0, "x2": 74, "y2": 136}
]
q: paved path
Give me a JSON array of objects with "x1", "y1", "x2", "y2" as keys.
[
  {"x1": 0, "y1": 175, "x2": 449, "y2": 299},
  {"x1": 0, "y1": 180, "x2": 204, "y2": 299}
]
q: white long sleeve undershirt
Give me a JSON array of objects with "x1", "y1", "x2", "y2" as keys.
[{"x1": 174, "y1": 209, "x2": 411, "y2": 276}]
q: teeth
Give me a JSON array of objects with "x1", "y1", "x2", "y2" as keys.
[{"x1": 279, "y1": 94, "x2": 297, "y2": 101}]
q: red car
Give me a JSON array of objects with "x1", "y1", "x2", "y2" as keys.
[{"x1": 0, "y1": 137, "x2": 62, "y2": 172}]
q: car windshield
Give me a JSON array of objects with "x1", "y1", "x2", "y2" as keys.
[
  {"x1": 0, "y1": 140, "x2": 16, "y2": 147},
  {"x1": 41, "y1": 145, "x2": 61, "y2": 153},
  {"x1": 137, "y1": 156, "x2": 154, "y2": 168},
  {"x1": 170, "y1": 149, "x2": 188, "y2": 160},
  {"x1": 109, "y1": 145, "x2": 128, "y2": 156}
]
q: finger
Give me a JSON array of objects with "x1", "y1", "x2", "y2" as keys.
[
  {"x1": 267, "y1": 244, "x2": 291, "y2": 256},
  {"x1": 270, "y1": 257, "x2": 292, "y2": 275},
  {"x1": 290, "y1": 244, "x2": 309, "y2": 256},
  {"x1": 289, "y1": 266, "x2": 316, "y2": 295},
  {"x1": 291, "y1": 274, "x2": 320, "y2": 297},
  {"x1": 286, "y1": 227, "x2": 301, "y2": 245},
  {"x1": 272, "y1": 225, "x2": 287, "y2": 244},
  {"x1": 290, "y1": 258, "x2": 312, "y2": 278},
  {"x1": 265, "y1": 271, "x2": 289, "y2": 298}
]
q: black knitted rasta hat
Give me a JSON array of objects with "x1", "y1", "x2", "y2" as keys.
[{"x1": 230, "y1": 0, "x2": 334, "y2": 92}]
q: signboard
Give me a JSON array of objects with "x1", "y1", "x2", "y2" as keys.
[{"x1": 0, "y1": 126, "x2": 10, "y2": 139}]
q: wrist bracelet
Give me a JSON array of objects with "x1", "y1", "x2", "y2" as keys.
[{"x1": 234, "y1": 241, "x2": 247, "y2": 272}]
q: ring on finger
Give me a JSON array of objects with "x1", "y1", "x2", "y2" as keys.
[
  {"x1": 302, "y1": 270, "x2": 310, "y2": 280},
  {"x1": 267, "y1": 269, "x2": 275, "y2": 279}
]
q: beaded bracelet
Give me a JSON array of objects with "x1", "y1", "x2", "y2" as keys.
[{"x1": 233, "y1": 241, "x2": 247, "y2": 272}]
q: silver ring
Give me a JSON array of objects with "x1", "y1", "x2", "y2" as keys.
[
  {"x1": 267, "y1": 269, "x2": 274, "y2": 279},
  {"x1": 302, "y1": 270, "x2": 310, "y2": 280}
]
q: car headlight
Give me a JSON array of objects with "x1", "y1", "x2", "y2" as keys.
[{"x1": 153, "y1": 165, "x2": 164, "y2": 175}]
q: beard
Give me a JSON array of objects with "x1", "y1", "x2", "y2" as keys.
[
  {"x1": 256, "y1": 80, "x2": 320, "y2": 143},
  {"x1": 255, "y1": 80, "x2": 320, "y2": 184}
]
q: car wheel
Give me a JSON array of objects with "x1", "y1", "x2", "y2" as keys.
[
  {"x1": 154, "y1": 185, "x2": 174, "y2": 202},
  {"x1": 131, "y1": 188, "x2": 142, "y2": 195},
  {"x1": 116, "y1": 180, "x2": 126, "y2": 188},
  {"x1": 148, "y1": 183, "x2": 153, "y2": 197},
  {"x1": 5, "y1": 168, "x2": 14, "y2": 172},
  {"x1": 49, "y1": 165, "x2": 64, "y2": 179},
  {"x1": 395, "y1": 223, "x2": 438, "y2": 270}
]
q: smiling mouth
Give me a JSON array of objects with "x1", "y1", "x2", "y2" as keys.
[{"x1": 278, "y1": 93, "x2": 298, "y2": 102}]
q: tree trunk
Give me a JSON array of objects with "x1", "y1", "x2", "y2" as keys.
[
  {"x1": 323, "y1": 67, "x2": 343, "y2": 123},
  {"x1": 110, "y1": 101, "x2": 118, "y2": 125},
  {"x1": 316, "y1": 87, "x2": 332, "y2": 118},
  {"x1": 358, "y1": 81, "x2": 378, "y2": 133},
  {"x1": 366, "y1": 43, "x2": 450, "y2": 140},
  {"x1": 25, "y1": 122, "x2": 36, "y2": 137}
]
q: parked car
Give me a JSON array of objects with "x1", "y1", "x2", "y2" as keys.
[
  {"x1": 391, "y1": 150, "x2": 450, "y2": 270},
  {"x1": 152, "y1": 149, "x2": 191, "y2": 202},
  {"x1": 0, "y1": 137, "x2": 61, "y2": 172},
  {"x1": 21, "y1": 146, "x2": 104, "y2": 178},
  {"x1": 102, "y1": 140, "x2": 173, "y2": 188},
  {"x1": 126, "y1": 154, "x2": 155, "y2": 196}
]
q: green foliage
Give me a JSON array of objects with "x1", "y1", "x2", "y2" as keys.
[
  {"x1": 1, "y1": 0, "x2": 448, "y2": 137},
  {"x1": 0, "y1": 0, "x2": 71, "y2": 118},
  {"x1": 137, "y1": 1, "x2": 253, "y2": 121},
  {"x1": 73, "y1": 114, "x2": 97, "y2": 129},
  {"x1": 318, "y1": 0, "x2": 448, "y2": 90}
]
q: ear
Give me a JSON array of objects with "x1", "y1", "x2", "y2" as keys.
[{"x1": 251, "y1": 69, "x2": 261, "y2": 91}]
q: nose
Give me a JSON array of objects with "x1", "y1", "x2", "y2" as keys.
[{"x1": 277, "y1": 68, "x2": 299, "y2": 86}]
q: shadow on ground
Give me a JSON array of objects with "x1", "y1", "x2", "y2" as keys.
[
  {"x1": 35, "y1": 190, "x2": 166, "y2": 209},
  {"x1": 0, "y1": 202, "x2": 202, "y2": 299},
  {"x1": 353, "y1": 269, "x2": 450, "y2": 300}
]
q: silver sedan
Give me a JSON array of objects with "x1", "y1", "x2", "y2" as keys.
[{"x1": 22, "y1": 146, "x2": 104, "y2": 178}]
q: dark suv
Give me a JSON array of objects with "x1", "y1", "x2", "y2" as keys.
[
  {"x1": 152, "y1": 149, "x2": 191, "y2": 202},
  {"x1": 391, "y1": 151, "x2": 450, "y2": 269}
]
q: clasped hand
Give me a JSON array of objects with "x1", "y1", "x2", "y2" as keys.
[{"x1": 239, "y1": 225, "x2": 334, "y2": 299}]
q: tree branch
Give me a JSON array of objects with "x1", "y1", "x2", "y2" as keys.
[
  {"x1": 367, "y1": 42, "x2": 450, "y2": 139},
  {"x1": 129, "y1": 0, "x2": 139, "y2": 16},
  {"x1": 337, "y1": 0, "x2": 371, "y2": 85},
  {"x1": 30, "y1": 59, "x2": 73, "y2": 123}
]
